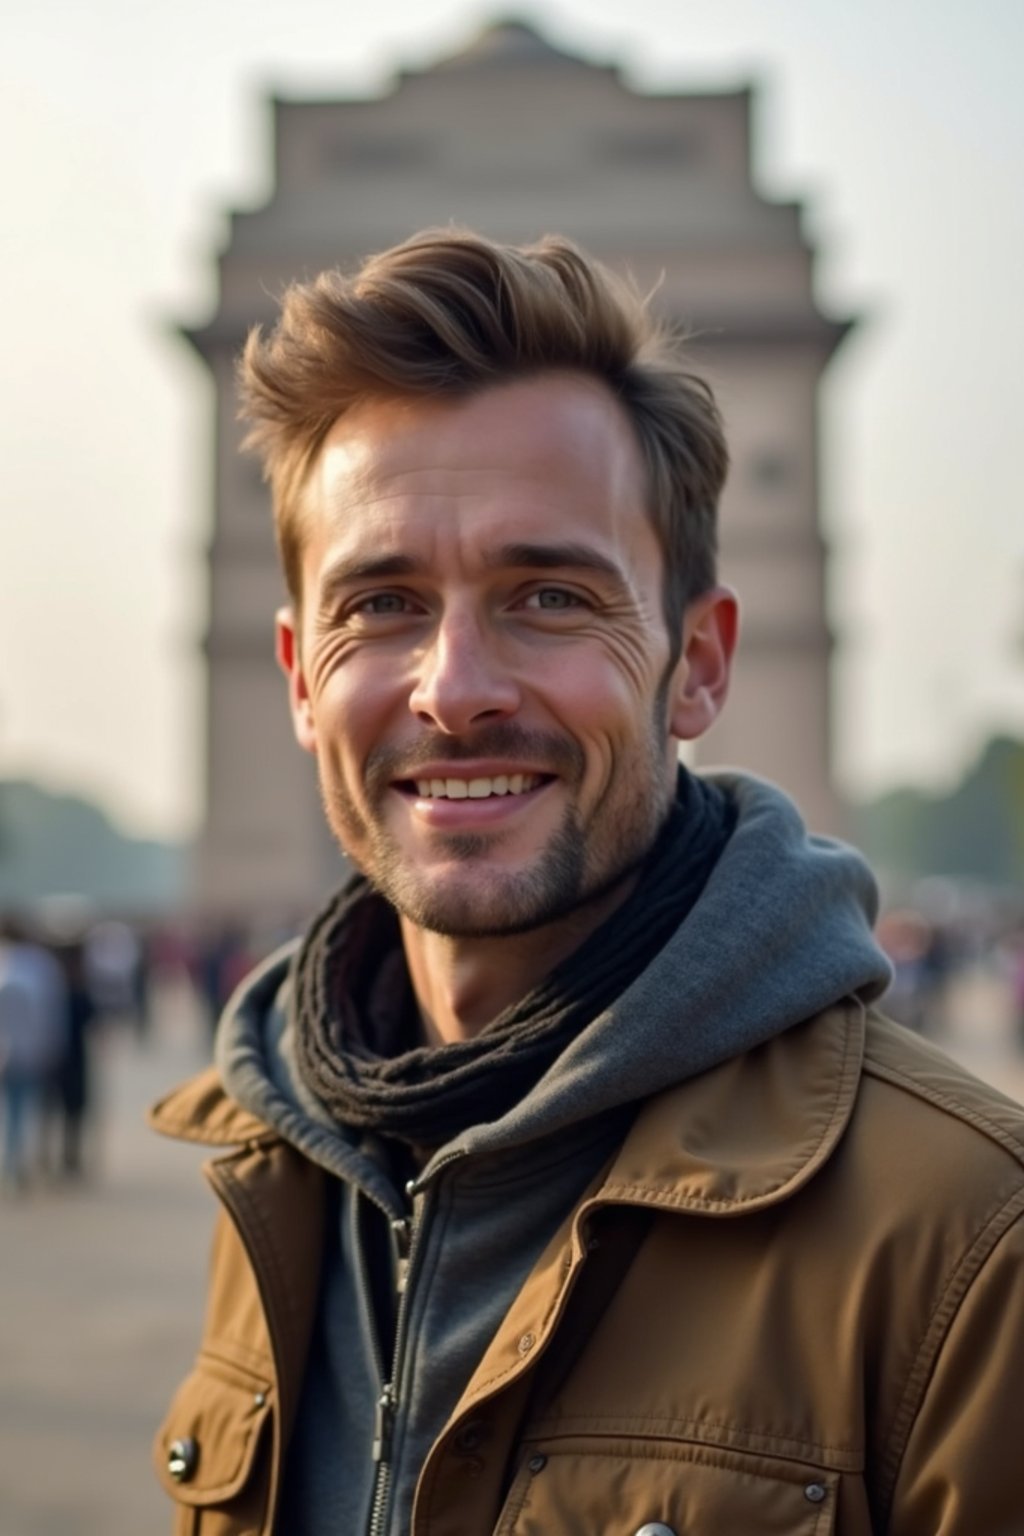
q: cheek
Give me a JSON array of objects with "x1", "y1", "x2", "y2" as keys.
[
  {"x1": 550, "y1": 625, "x2": 668, "y2": 720},
  {"x1": 306, "y1": 632, "x2": 405, "y2": 724},
  {"x1": 303, "y1": 631, "x2": 360, "y2": 703},
  {"x1": 586, "y1": 593, "x2": 671, "y2": 695},
  {"x1": 309, "y1": 668, "x2": 382, "y2": 780},
  {"x1": 535, "y1": 642, "x2": 667, "y2": 784}
]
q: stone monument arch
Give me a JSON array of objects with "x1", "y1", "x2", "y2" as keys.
[{"x1": 182, "y1": 18, "x2": 851, "y2": 916}]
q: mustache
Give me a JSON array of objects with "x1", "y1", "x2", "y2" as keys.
[{"x1": 366, "y1": 725, "x2": 584, "y2": 792}]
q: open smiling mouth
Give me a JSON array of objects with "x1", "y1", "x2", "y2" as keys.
[{"x1": 397, "y1": 773, "x2": 554, "y2": 800}]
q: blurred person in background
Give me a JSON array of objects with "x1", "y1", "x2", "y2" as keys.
[
  {"x1": 152, "y1": 231, "x2": 1024, "y2": 1535},
  {"x1": 51, "y1": 935, "x2": 100, "y2": 1178},
  {"x1": 0, "y1": 914, "x2": 68, "y2": 1193},
  {"x1": 876, "y1": 908, "x2": 934, "y2": 1033},
  {"x1": 191, "y1": 922, "x2": 259, "y2": 1045},
  {"x1": 84, "y1": 917, "x2": 143, "y2": 1024}
]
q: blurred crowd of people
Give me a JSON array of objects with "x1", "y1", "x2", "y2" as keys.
[
  {"x1": 0, "y1": 915, "x2": 105, "y2": 1192},
  {"x1": 0, "y1": 911, "x2": 295, "y2": 1196},
  {"x1": 875, "y1": 890, "x2": 1024, "y2": 1043}
]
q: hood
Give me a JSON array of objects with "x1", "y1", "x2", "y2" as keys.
[{"x1": 213, "y1": 771, "x2": 891, "y2": 1192}]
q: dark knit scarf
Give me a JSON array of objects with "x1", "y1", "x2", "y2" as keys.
[{"x1": 292, "y1": 768, "x2": 735, "y2": 1149}]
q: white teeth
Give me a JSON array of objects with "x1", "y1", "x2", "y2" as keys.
[{"x1": 413, "y1": 773, "x2": 540, "y2": 799}]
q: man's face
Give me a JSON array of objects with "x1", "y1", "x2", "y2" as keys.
[{"x1": 279, "y1": 373, "x2": 733, "y2": 937}]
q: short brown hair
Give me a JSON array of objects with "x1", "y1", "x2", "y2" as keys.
[{"x1": 239, "y1": 229, "x2": 728, "y2": 638}]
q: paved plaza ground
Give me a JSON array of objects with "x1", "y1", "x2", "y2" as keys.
[
  {"x1": 1, "y1": 967, "x2": 1022, "y2": 1535},
  {"x1": 1, "y1": 984, "x2": 213, "y2": 1536}
]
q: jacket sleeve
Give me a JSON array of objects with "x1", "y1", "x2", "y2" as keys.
[{"x1": 885, "y1": 1201, "x2": 1024, "y2": 1533}]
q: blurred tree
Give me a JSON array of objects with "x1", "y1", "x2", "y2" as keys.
[
  {"x1": 856, "y1": 736, "x2": 1024, "y2": 888},
  {"x1": 0, "y1": 780, "x2": 185, "y2": 913}
]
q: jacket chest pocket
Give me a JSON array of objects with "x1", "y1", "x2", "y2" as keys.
[
  {"x1": 497, "y1": 1435, "x2": 837, "y2": 1536},
  {"x1": 153, "y1": 1353, "x2": 273, "y2": 1536}
]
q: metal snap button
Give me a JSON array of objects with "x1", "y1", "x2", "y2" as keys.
[
  {"x1": 167, "y1": 1436, "x2": 198, "y2": 1483},
  {"x1": 635, "y1": 1524, "x2": 676, "y2": 1536},
  {"x1": 253, "y1": 1390, "x2": 267, "y2": 1408},
  {"x1": 804, "y1": 1482, "x2": 827, "y2": 1504},
  {"x1": 527, "y1": 1453, "x2": 547, "y2": 1473},
  {"x1": 517, "y1": 1331, "x2": 536, "y2": 1356}
]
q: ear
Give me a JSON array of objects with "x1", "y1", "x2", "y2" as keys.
[
  {"x1": 275, "y1": 606, "x2": 318, "y2": 755},
  {"x1": 667, "y1": 586, "x2": 739, "y2": 742}
]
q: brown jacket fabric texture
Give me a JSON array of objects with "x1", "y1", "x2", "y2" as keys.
[{"x1": 151, "y1": 1002, "x2": 1024, "y2": 1535}]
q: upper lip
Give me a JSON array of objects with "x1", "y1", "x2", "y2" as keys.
[{"x1": 393, "y1": 761, "x2": 552, "y2": 781}]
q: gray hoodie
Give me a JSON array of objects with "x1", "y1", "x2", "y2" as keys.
[{"x1": 216, "y1": 772, "x2": 892, "y2": 1536}]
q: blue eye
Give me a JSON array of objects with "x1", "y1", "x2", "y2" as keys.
[
  {"x1": 526, "y1": 588, "x2": 580, "y2": 610},
  {"x1": 359, "y1": 592, "x2": 412, "y2": 614}
]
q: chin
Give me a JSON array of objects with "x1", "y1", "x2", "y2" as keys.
[{"x1": 373, "y1": 840, "x2": 589, "y2": 938}]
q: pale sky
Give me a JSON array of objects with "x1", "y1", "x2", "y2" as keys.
[{"x1": 2, "y1": 0, "x2": 1022, "y2": 840}]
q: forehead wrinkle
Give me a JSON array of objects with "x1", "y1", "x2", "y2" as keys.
[
  {"x1": 327, "y1": 418, "x2": 638, "y2": 504},
  {"x1": 331, "y1": 467, "x2": 563, "y2": 517}
]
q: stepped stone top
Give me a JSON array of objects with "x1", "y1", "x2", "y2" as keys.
[{"x1": 430, "y1": 17, "x2": 588, "y2": 71}]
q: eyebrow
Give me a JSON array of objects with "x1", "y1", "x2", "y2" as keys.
[
  {"x1": 484, "y1": 542, "x2": 625, "y2": 582},
  {"x1": 317, "y1": 553, "x2": 420, "y2": 607}
]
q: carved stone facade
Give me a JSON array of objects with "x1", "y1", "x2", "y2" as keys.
[{"x1": 184, "y1": 20, "x2": 850, "y2": 916}]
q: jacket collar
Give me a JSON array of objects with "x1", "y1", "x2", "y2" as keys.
[
  {"x1": 149, "y1": 1065, "x2": 274, "y2": 1147},
  {"x1": 597, "y1": 1002, "x2": 864, "y2": 1215},
  {"x1": 150, "y1": 1002, "x2": 864, "y2": 1212}
]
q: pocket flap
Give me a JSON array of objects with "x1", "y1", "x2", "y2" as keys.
[
  {"x1": 153, "y1": 1356, "x2": 272, "y2": 1507},
  {"x1": 499, "y1": 1435, "x2": 838, "y2": 1535}
]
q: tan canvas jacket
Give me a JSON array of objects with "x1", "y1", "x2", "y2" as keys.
[{"x1": 150, "y1": 1004, "x2": 1024, "y2": 1535}]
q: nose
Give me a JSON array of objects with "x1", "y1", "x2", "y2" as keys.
[{"x1": 408, "y1": 608, "x2": 520, "y2": 734}]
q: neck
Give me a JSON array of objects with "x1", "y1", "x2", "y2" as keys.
[{"x1": 399, "y1": 873, "x2": 641, "y2": 1046}]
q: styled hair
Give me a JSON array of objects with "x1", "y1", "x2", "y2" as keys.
[{"x1": 239, "y1": 229, "x2": 728, "y2": 638}]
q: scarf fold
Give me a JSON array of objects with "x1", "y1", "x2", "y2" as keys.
[{"x1": 292, "y1": 768, "x2": 735, "y2": 1148}]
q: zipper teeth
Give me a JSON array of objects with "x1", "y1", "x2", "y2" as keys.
[
  {"x1": 367, "y1": 1461, "x2": 390, "y2": 1536},
  {"x1": 365, "y1": 1150, "x2": 466, "y2": 1536},
  {"x1": 365, "y1": 1193, "x2": 427, "y2": 1536},
  {"x1": 355, "y1": 1187, "x2": 397, "y2": 1536}
]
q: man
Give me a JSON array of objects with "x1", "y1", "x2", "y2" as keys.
[{"x1": 152, "y1": 231, "x2": 1024, "y2": 1535}]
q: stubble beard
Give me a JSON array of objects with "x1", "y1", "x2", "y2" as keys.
[
  {"x1": 320, "y1": 776, "x2": 590, "y2": 937},
  {"x1": 367, "y1": 807, "x2": 591, "y2": 937},
  {"x1": 318, "y1": 709, "x2": 674, "y2": 939}
]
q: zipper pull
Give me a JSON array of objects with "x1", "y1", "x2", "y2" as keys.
[
  {"x1": 391, "y1": 1216, "x2": 411, "y2": 1296},
  {"x1": 373, "y1": 1384, "x2": 395, "y2": 1465}
]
